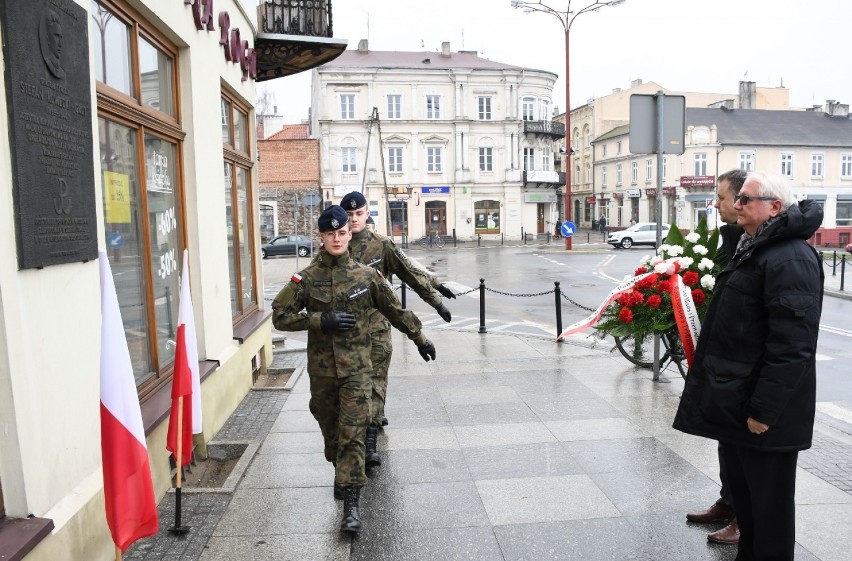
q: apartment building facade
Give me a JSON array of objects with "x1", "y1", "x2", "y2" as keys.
[{"x1": 311, "y1": 40, "x2": 565, "y2": 241}]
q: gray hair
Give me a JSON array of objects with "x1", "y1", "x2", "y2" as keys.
[{"x1": 745, "y1": 171, "x2": 795, "y2": 209}]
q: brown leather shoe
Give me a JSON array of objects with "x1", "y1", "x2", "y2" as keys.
[
  {"x1": 708, "y1": 520, "x2": 740, "y2": 545},
  {"x1": 686, "y1": 502, "x2": 735, "y2": 524}
]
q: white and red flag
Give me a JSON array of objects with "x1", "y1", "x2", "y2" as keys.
[
  {"x1": 166, "y1": 249, "x2": 202, "y2": 467},
  {"x1": 99, "y1": 250, "x2": 159, "y2": 552}
]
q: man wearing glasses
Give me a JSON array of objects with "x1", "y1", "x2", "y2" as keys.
[{"x1": 674, "y1": 172, "x2": 824, "y2": 560}]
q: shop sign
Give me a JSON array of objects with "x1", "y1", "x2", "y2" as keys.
[
  {"x1": 526, "y1": 170, "x2": 559, "y2": 183},
  {"x1": 680, "y1": 176, "x2": 715, "y2": 187},
  {"x1": 422, "y1": 186, "x2": 450, "y2": 195},
  {"x1": 524, "y1": 192, "x2": 557, "y2": 203},
  {"x1": 182, "y1": 0, "x2": 257, "y2": 81},
  {"x1": 627, "y1": 189, "x2": 641, "y2": 198}
]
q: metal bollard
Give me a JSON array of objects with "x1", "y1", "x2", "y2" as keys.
[
  {"x1": 833, "y1": 251, "x2": 837, "y2": 276},
  {"x1": 478, "y1": 278, "x2": 487, "y2": 334},
  {"x1": 478, "y1": 234, "x2": 482, "y2": 247},
  {"x1": 587, "y1": 232, "x2": 590, "y2": 243},
  {"x1": 841, "y1": 255, "x2": 846, "y2": 291},
  {"x1": 554, "y1": 281, "x2": 563, "y2": 339},
  {"x1": 401, "y1": 283, "x2": 407, "y2": 308},
  {"x1": 501, "y1": 232, "x2": 504, "y2": 245},
  {"x1": 452, "y1": 228, "x2": 457, "y2": 248}
]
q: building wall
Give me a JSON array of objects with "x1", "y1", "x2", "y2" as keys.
[
  {"x1": 0, "y1": 1, "x2": 267, "y2": 559},
  {"x1": 312, "y1": 55, "x2": 560, "y2": 240}
]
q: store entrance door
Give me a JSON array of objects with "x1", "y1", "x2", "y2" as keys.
[{"x1": 425, "y1": 201, "x2": 447, "y2": 235}]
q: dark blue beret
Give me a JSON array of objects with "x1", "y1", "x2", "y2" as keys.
[
  {"x1": 340, "y1": 191, "x2": 367, "y2": 210},
  {"x1": 318, "y1": 205, "x2": 349, "y2": 232}
]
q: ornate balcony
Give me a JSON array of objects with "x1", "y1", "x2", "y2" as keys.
[
  {"x1": 522, "y1": 120, "x2": 566, "y2": 139},
  {"x1": 255, "y1": 0, "x2": 348, "y2": 82}
]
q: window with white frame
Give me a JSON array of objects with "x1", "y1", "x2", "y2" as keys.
[
  {"x1": 616, "y1": 163, "x2": 623, "y2": 185},
  {"x1": 780, "y1": 153, "x2": 794, "y2": 177},
  {"x1": 616, "y1": 141, "x2": 622, "y2": 155},
  {"x1": 426, "y1": 95, "x2": 441, "y2": 119},
  {"x1": 583, "y1": 125, "x2": 590, "y2": 147},
  {"x1": 601, "y1": 144, "x2": 607, "y2": 157},
  {"x1": 523, "y1": 147, "x2": 535, "y2": 171},
  {"x1": 631, "y1": 161, "x2": 638, "y2": 184},
  {"x1": 388, "y1": 146, "x2": 403, "y2": 172},
  {"x1": 573, "y1": 130, "x2": 580, "y2": 153},
  {"x1": 739, "y1": 151, "x2": 755, "y2": 171},
  {"x1": 841, "y1": 154, "x2": 852, "y2": 178},
  {"x1": 340, "y1": 94, "x2": 355, "y2": 119},
  {"x1": 543, "y1": 147, "x2": 552, "y2": 171},
  {"x1": 479, "y1": 147, "x2": 493, "y2": 172},
  {"x1": 694, "y1": 153, "x2": 707, "y2": 176},
  {"x1": 837, "y1": 198, "x2": 852, "y2": 226},
  {"x1": 342, "y1": 147, "x2": 357, "y2": 173},
  {"x1": 522, "y1": 97, "x2": 535, "y2": 121},
  {"x1": 387, "y1": 94, "x2": 401, "y2": 119},
  {"x1": 427, "y1": 146, "x2": 442, "y2": 172},
  {"x1": 811, "y1": 153, "x2": 824, "y2": 177},
  {"x1": 646, "y1": 159, "x2": 653, "y2": 181},
  {"x1": 575, "y1": 164, "x2": 580, "y2": 184},
  {"x1": 602, "y1": 166, "x2": 608, "y2": 187},
  {"x1": 542, "y1": 100, "x2": 550, "y2": 120},
  {"x1": 585, "y1": 163, "x2": 591, "y2": 183},
  {"x1": 478, "y1": 96, "x2": 492, "y2": 120}
]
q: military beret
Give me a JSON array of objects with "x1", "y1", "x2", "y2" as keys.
[
  {"x1": 340, "y1": 191, "x2": 367, "y2": 210},
  {"x1": 366, "y1": 216, "x2": 375, "y2": 225},
  {"x1": 318, "y1": 205, "x2": 349, "y2": 232}
]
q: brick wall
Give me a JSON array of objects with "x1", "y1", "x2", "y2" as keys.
[{"x1": 258, "y1": 137, "x2": 322, "y2": 239}]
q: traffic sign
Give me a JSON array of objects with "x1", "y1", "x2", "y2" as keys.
[
  {"x1": 107, "y1": 232, "x2": 124, "y2": 249},
  {"x1": 560, "y1": 221, "x2": 576, "y2": 238},
  {"x1": 301, "y1": 192, "x2": 322, "y2": 207}
]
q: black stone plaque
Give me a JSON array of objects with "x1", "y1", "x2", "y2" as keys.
[{"x1": 1, "y1": 0, "x2": 97, "y2": 269}]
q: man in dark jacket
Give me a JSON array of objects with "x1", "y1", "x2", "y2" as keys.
[
  {"x1": 685, "y1": 169, "x2": 747, "y2": 545},
  {"x1": 673, "y1": 171, "x2": 824, "y2": 561}
]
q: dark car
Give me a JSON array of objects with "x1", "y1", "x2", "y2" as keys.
[{"x1": 261, "y1": 234, "x2": 313, "y2": 258}]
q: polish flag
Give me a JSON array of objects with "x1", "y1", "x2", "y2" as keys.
[
  {"x1": 166, "y1": 249, "x2": 202, "y2": 467},
  {"x1": 99, "y1": 251, "x2": 159, "y2": 552}
]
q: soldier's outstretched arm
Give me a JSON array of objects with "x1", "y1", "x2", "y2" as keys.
[{"x1": 385, "y1": 243, "x2": 444, "y2": 308}]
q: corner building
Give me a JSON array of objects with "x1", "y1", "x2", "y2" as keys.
[{"x1": 0, "y1": 0, "x2": 344, "y2": 559}]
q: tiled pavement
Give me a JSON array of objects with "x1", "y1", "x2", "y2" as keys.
[{"x1": 130, "y1": 326, "x2": 852, "y2": 561}]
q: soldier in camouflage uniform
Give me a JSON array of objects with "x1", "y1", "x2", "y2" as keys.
[
  {"x1": 272, "y1": 205, "x2": 436, "y2": 534},
  {"x1": 339, "y1": 192, "x2": 455, "y2": 468}
]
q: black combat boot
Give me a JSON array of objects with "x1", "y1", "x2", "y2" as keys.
[
  {"x1": 365, "y1": 425, "x2": 381, "y2": 467},
  {"x1": 334, "y1": 484, "x2": 344, "y2": 500},
  {"x1": 340, "y1": 486, "x2": 362, "y2": 533}
]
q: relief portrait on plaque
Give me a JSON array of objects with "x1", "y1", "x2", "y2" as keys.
[{"x1": 39, "y1": 8, "x2": 65, "y2": 79}]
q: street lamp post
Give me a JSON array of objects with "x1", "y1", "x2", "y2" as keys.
[{"x1": 512, "y1": 0, "x2": 626, "y2": 250}]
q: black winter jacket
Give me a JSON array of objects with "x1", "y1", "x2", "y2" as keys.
[{"x1": 673, "y1": 200, "x2": 824, "y2": 452}]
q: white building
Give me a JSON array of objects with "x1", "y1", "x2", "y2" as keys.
[
  {"x1": 311, "y1": 40, "x2": 565, "y2": 241},
  {"x1": 0, "y1": 1, "x2": 344, "y2": 559}
]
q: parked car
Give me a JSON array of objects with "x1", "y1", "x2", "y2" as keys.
[
  {"x1": 846, "y1": 242, "x2": 852, "y2": 254},
  {"x1": 261, "y1": 234, "x2": 313, "y2": 258},
  {"x1": 608, "y1": 222, "x2": 671, "y2": 249}
]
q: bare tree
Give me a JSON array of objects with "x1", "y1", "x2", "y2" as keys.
[{"x1": 256, "y1": 86, "x2": 277, "y2": 123}]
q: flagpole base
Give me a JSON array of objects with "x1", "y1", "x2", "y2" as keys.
[{"x1": 167, "y1": 525, "x2": 191, "y2": 535}]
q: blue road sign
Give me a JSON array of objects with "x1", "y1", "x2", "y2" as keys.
[
  {"x1": 561, "y1": 221, "x2": 576, "y2": 237},
  {"x1": 107, "y1": 232, "x2": 124, "y2": 249}
]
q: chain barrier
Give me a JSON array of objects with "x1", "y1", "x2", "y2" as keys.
[
  {"x1": 483, "y1": 286, "x2": 554, "y2": 298},
  {"x1": 396, "y1": 282, "x2": 596, "y2": 312},
  {"x1": 560, "y1": 291, "x2": 597, "y2": 313}
]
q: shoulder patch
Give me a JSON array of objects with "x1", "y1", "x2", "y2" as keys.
[{"x1": 291, "y1": 273, "x2": 302, "y2": 283}]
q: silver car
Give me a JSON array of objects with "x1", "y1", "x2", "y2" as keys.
[
  {"x1": 261, "y1": 234, "x2": 313, "y2": 258},
  {"x1": 608, "y1": 222, "x2": 670, "y2": 249}
]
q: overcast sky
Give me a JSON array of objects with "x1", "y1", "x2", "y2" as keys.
[{"x1": 259, "y1": 0, "x2": 851, "y2": 124}]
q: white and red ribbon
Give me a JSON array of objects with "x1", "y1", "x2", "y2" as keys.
[{"x1": 670, "y1": 274, "x2": 701, "y2": 367}]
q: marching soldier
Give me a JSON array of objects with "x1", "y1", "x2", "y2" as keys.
[
  {"x1": 272, "y1": 205, "x2": 437, "y2": 534},
  {"x1": 338, "y1": 191, "x2": 455, "y2": 468}
]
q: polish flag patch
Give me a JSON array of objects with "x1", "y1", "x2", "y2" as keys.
[{"x1": 291, "y1": 273, "x2": 302, "y2": 283}]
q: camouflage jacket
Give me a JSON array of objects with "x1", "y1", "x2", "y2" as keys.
[
  {"x1": 272, "y1": 250, "x2": 426, "y2": 378},
  {"x1": 348, "y1": 228, "x2": 443, "y2": 332}
]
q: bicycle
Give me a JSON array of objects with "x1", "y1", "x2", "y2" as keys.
[
  {"x1": 418, "y1": 231, "x2": 445, "y2": 249},
  {"x1": 613, "y1": 328, "x2": 687, "y2": 378}
]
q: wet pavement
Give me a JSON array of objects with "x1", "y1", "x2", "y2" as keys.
[{"x1": 129, "y1": 322, "x2": 852, "y2": 560}]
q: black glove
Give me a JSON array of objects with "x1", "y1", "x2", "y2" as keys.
[
  {"x1": 437, "y1": 284, "x2": 456, "y2": 299},
  {"x1": 435, "y1": 303, "x2": 452, "y2": 323},
  {"x1": 320, "y1": 311, "x2": 356, "y2": 332},
  {"x1": 417, "y1": 340, "x2": 436, "y2": 362}
]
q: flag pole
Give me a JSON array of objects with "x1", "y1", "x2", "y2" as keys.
[
  {"x1": 168, "y1": 396, "x2": 189, "y2": 534},
  {"x1": 115, "y1": 545, "x2": 122, "y2": 561}
]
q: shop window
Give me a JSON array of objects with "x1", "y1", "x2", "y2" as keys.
[
  {"x1": 94, "y1": 0, "x2": 192, "y2": 397},
  {"x1": 474, "y1": 200, "x2": 501, "y2": 233},
  {"x1": 222, "y1": 90, "x2": 258, "y2": 320}
]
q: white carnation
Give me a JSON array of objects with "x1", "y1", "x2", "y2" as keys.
[
  {"x1": 650, "y1": 255, "x2": 664, "y2": 266},
  {"x1": 667, "y1": 245, "x2": 684, "y2": 256},
  {"x1": 654, "y1": 260, "x2": 676, "y2": 275},
  {"x1": 685, "y1": 232, "x2": 701, "y2": 243},
  {"x1": 698, "y1": 258, "x2": 715, "y2": 271},
  {"x1": 693, "y1": 244, "x2": 709, "y2": 255},
  {"x1": 640, "y1": 255, "x2": 652, "y2": 266},
  {"x1": 678, "y1": 257, "x2": 694, "y2": 269},
  {"x1": 657, "y1": 244, "x2": 671, "y2": 255},
  {"x1": 700, "y1": 274, "x2": 716, "y2": 290}
]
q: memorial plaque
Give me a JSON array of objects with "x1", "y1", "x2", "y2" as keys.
[{"x1": 1, "y1": 0, "x2": 97, "y2": 268}]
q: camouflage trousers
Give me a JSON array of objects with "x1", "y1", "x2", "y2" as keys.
[
  {"x1": 369, "y1": 330, "x2": 393, "y2": 426},
  {"x1": 308, "y1": 373, "x2": 371, "y2": 487}
]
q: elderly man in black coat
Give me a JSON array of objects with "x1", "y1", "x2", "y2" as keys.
[{"x1": 673, "y1": 171, "x2": 824, "y2": 561}]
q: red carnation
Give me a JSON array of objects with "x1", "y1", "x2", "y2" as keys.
[
  {"x1": 647, "y1": 294, "x2": 662, "y2": 308},
  {"x1": 618, "y1": 293, "x2": 631, "y2": 306},
  {"x1": 691, "y1": 288, "x2": 706, "y2": 305},
  {"x1": 629, "y1": 291, "x2": 644, "y2": 306},
  {"x1": 635, "y1": 266, "x2": 649, "y2": 276},
  {"x1": 657, "y1": 280, "x2": 673, "y2": 293},
  {"x1": 637, "y1": 274, "x2": 658, "y2": 290},
  {"x1": 682, "y1": 271, "x2": 699, "y2": 286},
  {"x1": 618, "y1": 308, "x2": 634, "y2": 323}
]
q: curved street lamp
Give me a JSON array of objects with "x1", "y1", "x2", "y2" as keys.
[{"x1": 511, "y1": 0, "x2": 626, "y2": 250}]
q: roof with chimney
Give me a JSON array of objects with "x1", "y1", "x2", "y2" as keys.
[
  {"x1": 321, "y1": 40, "x2": 553, "y2": 76},
  {"x1": 687, "y1": 107, "x2": 852, "y2": 147}
]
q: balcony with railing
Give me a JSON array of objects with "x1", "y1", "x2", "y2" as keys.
[
  {"x1": 255, "y1": 0, "x2": 348, "y2": 82},
  {"x1": 522, "y1": 120, "x2": 566, "y2": 139}
]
